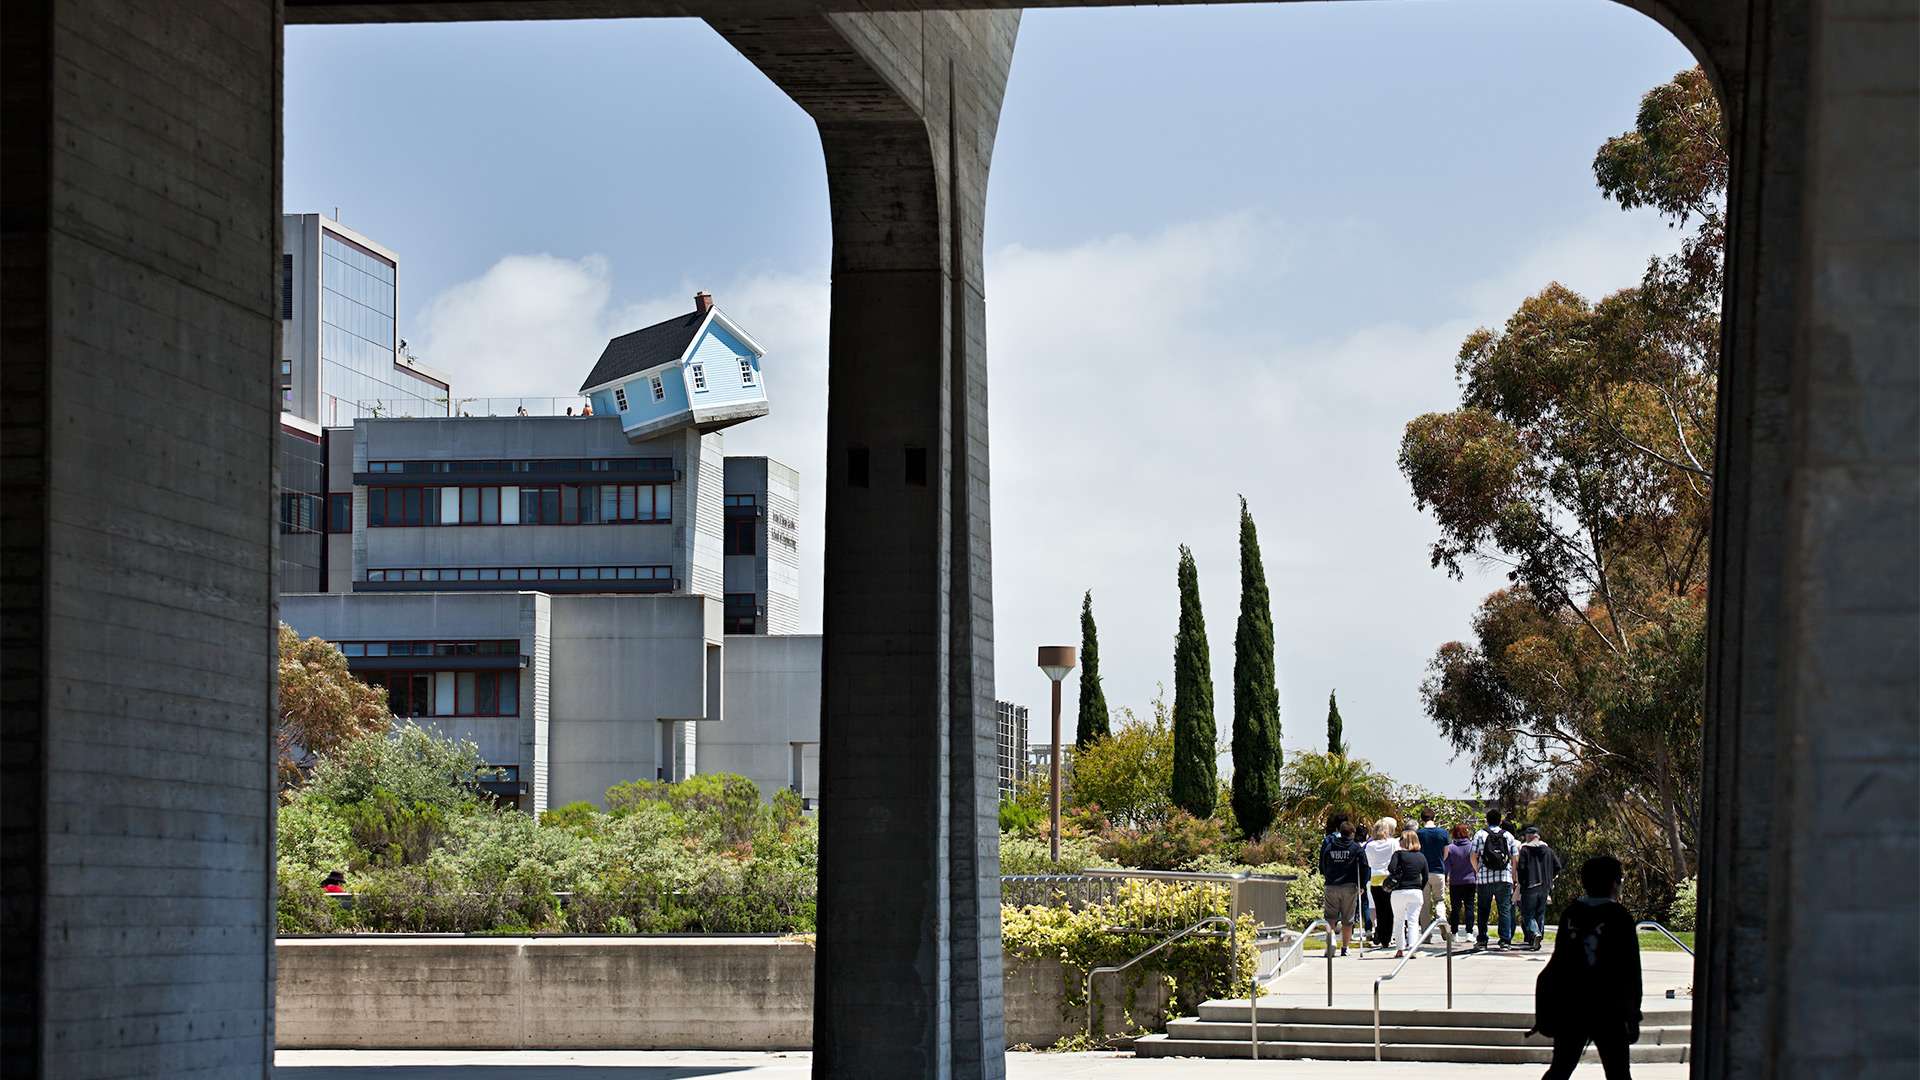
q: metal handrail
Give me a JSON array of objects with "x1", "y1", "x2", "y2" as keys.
[
  {"x1": 1085, "y1": 915, "x2": 1233, "y2": 1043},
  {"x1": 1537, "y1": 919, "x2": 1696, "y2": 956},
  {"x1": 1372, "y1": 916, "x2": 1454, "y2": 1062},
  {"x1": 1247, "y1": 917, "x2": 1336, "y2": 1060},
  {"x1": 1635, "y1": 920, "x2": 1694, "y2": 955},
  {"x1": 1080, "y1": 866, "x2": 1292, "y2": 885}
]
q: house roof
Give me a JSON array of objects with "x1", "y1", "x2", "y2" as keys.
[{"x1": 577, "y1": 309, "x2": 706, "y2": 393}]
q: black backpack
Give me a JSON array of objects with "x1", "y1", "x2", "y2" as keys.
[{"x1": 1482, "y1": 828, "x2": 1512, "y2": 871}]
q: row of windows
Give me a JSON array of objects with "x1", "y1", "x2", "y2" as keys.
[
  {"x1": 365, "y1": 483, "x2": 672, "y2": 527},
  {"x1": 364, "y1": 670, "x2": 518, "y2": 718},
  {"x1": 723, "y1": 494, "x2": 757, "y2": 508},
  {"x1": 365, "y1": 565, "x2": 673, "y2": 584},
  {"x1": 366, "y1": 458, "x2": 671, "y2": 475},
  {"x1": 338, "y1": 640, "x2": 518, "y2": 658}
]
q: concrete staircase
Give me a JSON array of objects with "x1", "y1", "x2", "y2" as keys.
[{"x1": 1133, "y1": 1001, "x2": 1693, "y2": 1063}]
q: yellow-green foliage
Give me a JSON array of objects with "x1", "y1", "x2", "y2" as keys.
[{"x1": 1002, "y1": 880, "x2": 1258, "y2": 1033}]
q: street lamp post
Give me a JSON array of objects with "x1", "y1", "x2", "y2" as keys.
[{"x1": 1037, "y1": 645, "x2": 1077, "y2": 863}]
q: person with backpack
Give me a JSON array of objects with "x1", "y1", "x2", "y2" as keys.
[
  {"x1": 1471, "y1": 808, "x2": 1518, "y2": 950},
  {"x1": 1386, "y1": 829, "x2": 1431, "y2": 958},
  {"x1": 1532, "y1": 855, "x2": 1643, "y2": 1079},
  {"x1": 1416, "y1": 809, "x2": 1452, "y2": 929},
  {"x1": 1443, "y1": 823, "x2": 1478, "y2": 943},
  {"x1": 1516, "y1": 825, "x2": 1565, "y2": 951},
  {"x1": 1318, "y1": 820, "x2": 1363, "y2": 956}
]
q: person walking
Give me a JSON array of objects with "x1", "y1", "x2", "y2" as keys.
[
  {"x1": 1364, "y1": 817, "x2": 1400, "y2": 948},
  {"x1": 1471, "y1": 808, "x2": 1518, "y2": 950},
  {"x1": 1444, "y1": 824, "x2": 1478, "y2": 944},
  {"x1": 1516, "y1": 825, "x2": 1564, "y2": 950},
  {"x1": 1319, "y1": 820, "x2": 1364, "y2": 956},
  {"x1": 1532, "y1": 855, "x2": 1642, "y2": 1079},
  {"x1": 1416, "y1": 809, "x2": 1451, "y2": 931},
  {"x1": 1387, "y1": 829, "x2": 1430, "y2": 958}
]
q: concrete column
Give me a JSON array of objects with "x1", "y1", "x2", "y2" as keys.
[
  {"x1": 1674, "y1": 0, "x2": 1920, "y2": 1074},
  {"x1": 714, "y1": 12, "x2": 1017, "y2": 1078},
  {"x1": 0, "y1": 0, "x2": 281, "y2": 1076}
]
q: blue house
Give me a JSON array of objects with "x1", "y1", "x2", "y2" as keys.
[{"x1": 578, "y1": 291, "x2": 770, "y2": 442}]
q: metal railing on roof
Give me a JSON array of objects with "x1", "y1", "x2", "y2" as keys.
[{"x1": 341, "y1": 396, "x2": 595, "y2": 419}]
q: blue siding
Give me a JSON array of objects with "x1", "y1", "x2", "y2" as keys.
[
  {"x1": 617, "y1": 366, "x2": 690, "y2": 431},
  {"x1": 588, "y1": 389, "x2": 617, "y2": 416},
  {"x1": 683, "y1": 323, "x2": 765, "y2": 409}
]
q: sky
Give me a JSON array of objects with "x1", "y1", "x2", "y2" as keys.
[{"x1": 286, "y1": 2, "x2": 1697, "y2": 793}]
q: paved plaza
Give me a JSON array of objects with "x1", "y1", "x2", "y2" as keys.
[
  {"x1": 279, "y1": 938, "x2": 1697, "y2": 1076},
  {"x1": 278, "y1": 1049, "x2": 1689, "y2": 1077},
  {"x1": 1253, "y1": 935, "x2": 1696, "y2": 1013}
]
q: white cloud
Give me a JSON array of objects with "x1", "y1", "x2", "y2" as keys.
[{"x1": 409, "y1": 204, "x2": 1675, "y2": 793}]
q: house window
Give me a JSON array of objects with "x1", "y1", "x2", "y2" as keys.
[
  {"x1": 613, "y1": 386, "x2": 629, "y2": 412},
  {"x1": 690, "y1": 363, "x2": 707, "y2": 391},
  {"x1": 328, "y1": 493, "x2": 352, "y2": 533},
  {"x1": 725, "y1": 516, "x2": 756, "y2": 556},
  {"x1": 650, "y1": 375, "x2": 665, "y2": 401},
  {"x1": 739, "y1": 358, "x2": 755, "y2": 386}
]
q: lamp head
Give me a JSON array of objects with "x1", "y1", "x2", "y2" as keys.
[{"x1": 1037, "y1": 645, "x2": 1077, "y2": 683}]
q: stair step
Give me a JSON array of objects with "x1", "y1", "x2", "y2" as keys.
[
  {"x1": 1162, "y1": 1020, "x2": 1692, "y2": 1047},
  {"x1": 1133, "y1": 1036, "x2": 1690, "y2": 1064}
]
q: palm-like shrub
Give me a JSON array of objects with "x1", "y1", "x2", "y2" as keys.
[{"x1": 1277, "y1": 750, "x2": 1397, "y2": 830}]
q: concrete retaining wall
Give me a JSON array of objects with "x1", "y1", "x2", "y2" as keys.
[
  {"x1": 276, "y1": 937, "x2": 1174, "y2": 1050},
  {"x1": 277, "y1": 937, "x2": 813, "y2": 1050}
]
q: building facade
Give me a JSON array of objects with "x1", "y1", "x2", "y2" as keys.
[
  {"x1": 722, "y1": 457, "x2": 801, "y2": 635},
  {"x1": 994, "y1": 700, "x2": 1030, "y2": 802},
  {"x1": 281, "y1": 214, "x2": 450, "y2": 425},
  {"x1": 279, "y1": 296, "x2": 818, "y2": 813}
]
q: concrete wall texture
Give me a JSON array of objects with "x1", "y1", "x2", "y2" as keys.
[
  {"x1": 2, "y1": 2, "x2": 1914, "y2": 1079},
  {"x1": 274, "y1": 937, "x2": 1130, "y2": 1053},
  {"x1": 275, "y1": 938, "x2": 815, "y2": 1050},
  {"x1": 707, "y1": 633, "x2": 823, "y2": 802}
]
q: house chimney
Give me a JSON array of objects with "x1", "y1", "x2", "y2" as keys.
[{"x1": 694, "y1": 291, "x2": 714, "y2": 314}]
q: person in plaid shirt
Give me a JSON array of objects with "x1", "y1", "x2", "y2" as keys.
[{"x1": 1471, "y1": 808, "x2": 1518, "y2": 949}]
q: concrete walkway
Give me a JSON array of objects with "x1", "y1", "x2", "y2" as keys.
[
  {"x1": 1256, "y1": 937, "x2": 1694, "y2": 1015},
  {"x1": 278, "y1": 1049, "x2": 1690, "y2": 1077}
]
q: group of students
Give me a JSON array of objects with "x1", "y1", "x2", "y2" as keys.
[{"x1": 1318, "y1": 806, "x2": 1566, "y2": 958}]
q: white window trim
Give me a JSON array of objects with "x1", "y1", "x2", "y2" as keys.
[
  {"x1": 690, "y1": 363, "x2": 707, "y2": 392},
  {"x1": 613, "y1": 386, "x2": 629, "y2": 412},
  {"x1": 739, "y1": 358, "x2": 756, "y2": 386},
  {"x1": 650, "y1": 374, "x2": 665, "y2": 401}
]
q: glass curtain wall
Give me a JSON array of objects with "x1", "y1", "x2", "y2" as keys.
[{"x1": 319, "y1": 231, "x2": 446, "y2": 422}]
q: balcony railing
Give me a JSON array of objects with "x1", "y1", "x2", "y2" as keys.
[{"x1": 343, "y1": 396, "x2": 596, "y2": 419}]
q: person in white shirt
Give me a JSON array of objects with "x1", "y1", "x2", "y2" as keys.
[{"x1": 1363, "y1": 816, "x2": 1400, "y2": 948}]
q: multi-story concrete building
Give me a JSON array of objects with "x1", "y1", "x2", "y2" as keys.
[
  {"x1": 995, "y1": 700, "x2": 1030, "y2": 802},
  {"x1": 277, "y1": 214, "x2": 452, "y2": 593},
  {"x1": 280, "y1": 294, "x2": 817, "y2": 813},
  {"x1": 281, "y1": 213, "x2": 450, "y2": 425},
  {"x1": 722, "y1": 457, "x2": 801, "y2": 635}
]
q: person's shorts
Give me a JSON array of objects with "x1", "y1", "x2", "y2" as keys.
[{"x1": 1324, "y1": 883, "x2": 1360, "y2": 928}]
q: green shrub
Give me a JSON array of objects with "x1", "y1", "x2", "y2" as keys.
[
  {"x1": 1096, "y1": 811, "x2": 1227, "y2": 870},
  {"x1": 1003, "y1": 879, "x2": 1257, "y2": 1037},
  {"x1": 999, "y1": 831, "x2": 1100, "y2": 876},
  {"x1": 999, "y1": 798, "x2": 1043, "y2": 835},
  {"x1": 1668, "y1": 876, "x2": 1697, "y2": 931}
]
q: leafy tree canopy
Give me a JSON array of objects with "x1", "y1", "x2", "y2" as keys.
[{"x1": 278, "y1": 623, "x2": 393, "y2": 789}]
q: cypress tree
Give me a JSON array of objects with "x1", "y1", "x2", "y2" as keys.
[
  {"x1": 1230, "y1": 497, "x2": 1282, "y2": 838},
  {"x1": 1326, "y1": 689, "x2": 1347, "y2": 756},
  {"x1": 1170, "y1": 545, "x2": 1217, "y2": 818},
  {"x1": 1076, "y1": 590, "x2": 1111, "y2": 749}
]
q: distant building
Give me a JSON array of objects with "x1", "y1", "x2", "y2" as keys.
[
  {"x1": 277, "y1": 214, "x2": 450, "y2": 594},
  {"x1": 279, "y1": 294, "x2": 816, "y2": 814},
  {"x1": 995, "y1": 700, "x2": 1030, "y2": 802}
]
